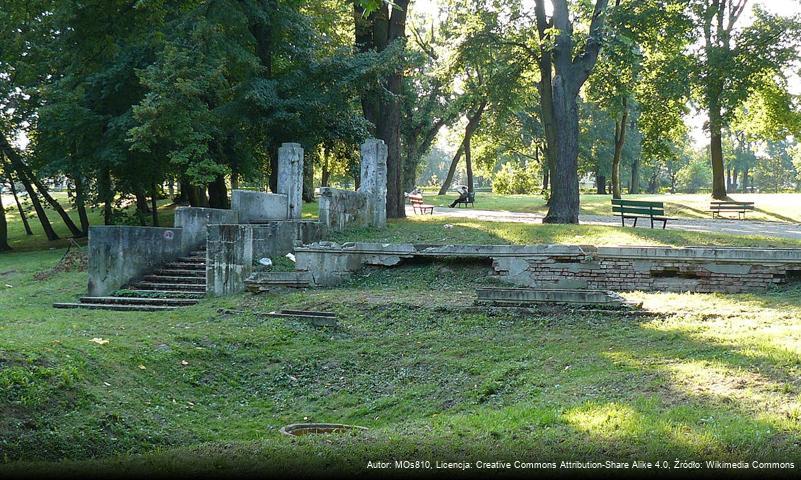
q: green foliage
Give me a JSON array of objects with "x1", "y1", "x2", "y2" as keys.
[
  {"x1": 491, "y1": 162, "x2": 538, "y2": 195},
  {"x1": 676, "y1": 156, "x2": 712, "y2": 194}
]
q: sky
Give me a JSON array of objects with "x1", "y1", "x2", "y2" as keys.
[{"x1": 412, "y1": 0, "x2": 801, "y2": 149}]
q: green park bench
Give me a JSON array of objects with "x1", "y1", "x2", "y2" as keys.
[
  {"x1": 710, "y1": 200, "x2": 755, "y2": 219},
  {"x1": 453, "y1": 191, "x2": 476, "y2": 207},
  {"x1": 611, "y1": 199, "x2": 671, "y2": 229}
]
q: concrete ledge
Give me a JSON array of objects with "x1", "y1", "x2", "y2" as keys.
[
  {"x1": 88, "y1": 226, "x2": 185, "y2": 297},
  {"x1": 174, "y1": 206, "x2": 239, "y2": 251},
  {"x1": 293, "y1": 242, "x2": 801, "y2": 293},
  {"x1": 231, "y1": 190, "x2": 288, "y2": 223}
]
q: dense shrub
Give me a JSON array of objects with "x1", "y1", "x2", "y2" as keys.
[{"x1": 492, "y1": 163, "x2": 538, "y2": 194}]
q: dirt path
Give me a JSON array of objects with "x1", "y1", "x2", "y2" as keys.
[{"x1": 407, "y1": 206, "x2": 801, "y2": 241}]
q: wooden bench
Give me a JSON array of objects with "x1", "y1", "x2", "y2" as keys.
[
  {"x1": 612, "y1": 199, "x2": 671, "y2": 229},
  {"x1": 710, "y1": 200, "x2": 754, "y2": 219},
  {"x1": 453, "y1": 191, "x2": 475, "y2": 208},
  {"x1": 408, "y1": 194, "x2": 434, "y2": 215}
]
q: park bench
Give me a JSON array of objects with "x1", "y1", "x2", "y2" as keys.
[
  {"x1": 611, "y1": 199, "x2": 671, "y2": 229},
  {"x1": 453, "y1": 191, "x2": 476, "y2": 208},
  {"x1": 408, "y1": 193, "x2": 434, "y2": 215},
  {"x1": 710, "y1": 200, "x2": 755, "y2": 219}
]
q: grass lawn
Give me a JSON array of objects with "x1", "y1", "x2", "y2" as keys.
[
  {"x1": 330, "y1": 215, "x2": 801, "y2": 248},
  {"x1": 421, "y1": 192, "x2": 801, "y2": 223},
  {"x1": 2, "y1": 217, "x2": 801, "y2": 475}
]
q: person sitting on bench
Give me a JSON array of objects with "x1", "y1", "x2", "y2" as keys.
[{"x1": 449, "y1": 185, "x2": 469, "y2": 208}]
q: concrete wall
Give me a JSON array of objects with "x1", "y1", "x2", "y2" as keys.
[
  {"x1": 87, "y1": 226, "x2": 186, "y2": 297},
  {"x1": 251, "y1": 221, "x2": 326, "y2": 260},
  {"x1": 207, "y1": 221, "x2": 325, "y2": 295},
  {"x1": 294, "y1": 242, "x2": 801, "y2": 293},
  {"x1": 174, "y1": 206, "x2": 239, "y2": 251},
  {"x1": 206, "y1": 224, "x2": 254, "y2": 296},
  {"x1": 231, "y1": 190, "x2": 288, "y2": 223},
  {"x1": 317, "y1": 188, "x2": 370, "y2": 232}
]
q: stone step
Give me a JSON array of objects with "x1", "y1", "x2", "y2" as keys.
[
  {"x1": 244, "y1": 271, "x2": 313, "y2": 290},
  {"x1": 118, "y1": 289, "x2": 206, "y2": 299},
  {"x1": 163, "y1": 262, "x2": 206, "y2": 270},
  {"x1": 175, "y1": 256, "x2": 206, "y2": 264},
  {"x1": 79, "y1": 296, "x2": 199, "y2": 306},
  {"x1": 53, "y1": 302, "x2": 178, "y2": 311},
  {"x1": 142, "y1": 275, "x2": 206, "y2": 285},
  {"x1": 154, "y1": 269, "x2": 206, "y2": 277},
  {"x1": 134, "y1": 282, "x2": 206, "y2": 292},
  {"x1": 474, "y1": 287, "x2": 635, "y2": 308}
]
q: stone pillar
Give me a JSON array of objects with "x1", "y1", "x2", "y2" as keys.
[
  {"x1": 206, "y1": 224, "x2": 254, "y2": 296},
  {"x1": 277, "y1": 143, "x2": 304, "y2": 219},
  {"x1": 358, "y1": 138, "x2": 388, "y2": 228}
]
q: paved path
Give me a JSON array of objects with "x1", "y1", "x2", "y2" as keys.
[{"x1": 406, "y1": 206, "x2": 801, "y2": 241}]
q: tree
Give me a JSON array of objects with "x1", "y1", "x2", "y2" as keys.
[
  {"x1": 586, "y1": 0, "x2": 691, "y2": 199},
  {"x1": 688, "y1": 1, "x2": 801, "y2": 199},
  {"x1": 354, "y1": 0, "x2": 411, "y2": 219},
  {"x1": 535, "y1": 0, "x2": 610, "y2": 224}
]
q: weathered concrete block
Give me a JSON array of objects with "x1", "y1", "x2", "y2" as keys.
[
  {"x1": 358, "y1": 139, "x2": 388, "y2": 228},
  {"x1": 206, "y1": 224, "x2": 254, "y2": 296},
  {"x1": 174, "y1": 206, "x2": 239, "y2": 251},
  {"x1": 88, "y1": 226, "x2": 185, "y2": 297},
  {"x1": 231, "y1": 190, "x2": 288, "y2": 223},
  {"x1": 318, "y1": 187, "x2": 370, "y2": 232},
  {"x1": 251, "y1": 220, "x2": 325, "y2": 260},
  {"x1": 277, "y1": 143, "x2": 304, "y2": 219}
]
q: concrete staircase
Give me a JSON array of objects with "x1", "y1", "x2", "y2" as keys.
[{"x1": 54, "y1": 247, "x2": 207, "y2": 311}]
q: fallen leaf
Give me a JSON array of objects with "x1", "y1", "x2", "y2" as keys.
[
  {"x1": 138, "y1": 365, "x2": 146, "y2": 370},
  {"x1": 90, "y1": 338, "x2": 109, "y2": 345},
  {"x1": 181, "y1": 360, "x2": 189, "y2": 366}
]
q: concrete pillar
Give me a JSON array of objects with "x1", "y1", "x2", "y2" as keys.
[
  {"x1": 358, "y1": 138, "x2": 388, "y2": 228},
  {"x1": 277, "y1": 143, "x2": 304, "y2": 219},
  {"x1": 206, "y1": 224, "x2": 254, "y2": 296}
]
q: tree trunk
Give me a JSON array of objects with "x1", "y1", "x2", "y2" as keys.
[
  {"x1": 100, "y1": 167, "x2": 114, "y2": 225},
  {"x1": 177, "y1": 177, "x2": 190, "y2": 204},
  {"x1": 438, "y1": 144, "x2": 465, "y2": 195},
  {"x1": 207, "y1": 175, "x2": 229, "y2": 209},
  {"x1": 6, "y1": 170, "x2": 32, "y2": 235},
  {"x1": 230, "y1": 172, "x2": 239, "y2": 191},
  {"x1": 596, "y1": 174, "x2": 606, "y2": 194},
  {"x1": 465, "y1": 137, "x2": 474, "y2": 193},
  {"x1": 150, "y1": 185, "x2": 159, "y2": 227},
  {"x1": 73, "y1": 175, "x2": 90, "y2": 234},
  {"x1": 540, "y1": 0, "x2": 609, "y2": 223},
  {"x1": 321, "y1": 150, "x2": 331, "y2": 187},
  {"x1": 302, "y1": 149, "x2": 314, "y2": 202},
  {"x1": 0, "y1": 187, "x2": 10, "y2": 250},
  {"x1": 630, "y1": 158, "x2": 640, "y2": 194},
  {"x1": 1, "y1": 153, "x2": 59, "y2": 240},
  {"x1": 611, "y1": 101, "x2": 628, "y2": 199},
  {"x1": 269, "y1": 145, "x2": 279, "y2": 193},
  {"x1": 1, "y1": 135, "x2": 83, "y2": 237},
  {"x1": 543, "y1": 78, "x2": 580, "y2": 224},
  {"x1": 135, "y1": 189, "x2": 150, "y2": 225},
  {"x1": 438, "y1": 102, "x2": 486, "y2": 195}
]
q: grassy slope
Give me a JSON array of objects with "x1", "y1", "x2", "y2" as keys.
[
  {"x1": 421, "y1": 192, "x2": 801, "y2": 223},
  {"x1": 2, "y1": 218, "x2": 801, "y2": 474}
]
